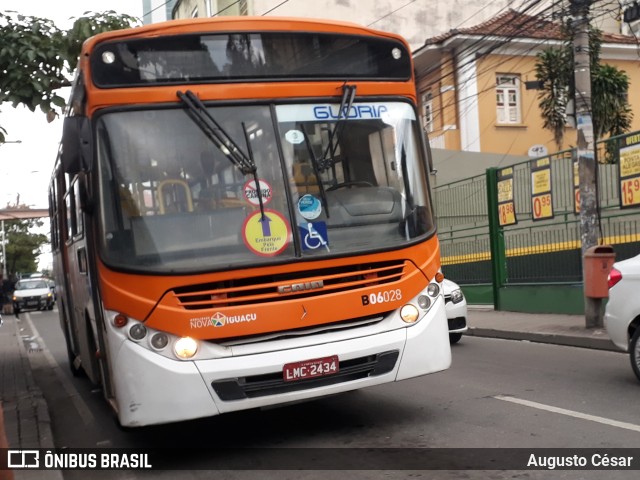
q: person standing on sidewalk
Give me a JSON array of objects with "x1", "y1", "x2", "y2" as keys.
[
  {"x1": 0, "y1": 273, "x2": 12, "y2": 316},
  {"x1": 0, "y1": 273, "x2": 5, "y2": 321}
]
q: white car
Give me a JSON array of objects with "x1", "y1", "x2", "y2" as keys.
[
  {"x1": 604, "y1": 253, "x2": 640, "y2": 381},
  {"x1": 12, "y1": 278, "x2": 55, "y2": 314},
  {"x1": 443, "y1": 278, "x2": 468, "y2": 344}
]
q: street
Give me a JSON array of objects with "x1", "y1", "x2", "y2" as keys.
[{"x1": 17, "y1": 308, "x2": 640, "y2": 479}]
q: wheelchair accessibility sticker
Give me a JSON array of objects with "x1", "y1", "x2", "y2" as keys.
[{"x1": 299, "y1": 222, "x2": 329, "y2": 251}]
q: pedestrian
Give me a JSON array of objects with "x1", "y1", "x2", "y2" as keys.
[{"x1": 0, "y1": 273, "x2": 5, "y2": 315}]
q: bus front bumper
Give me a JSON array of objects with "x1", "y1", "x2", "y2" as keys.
[{"x1": 111, "y1": 300, "x2": 450, "y2": 427}]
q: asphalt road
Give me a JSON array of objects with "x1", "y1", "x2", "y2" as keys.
[{"x1": 19, "y1": 308, "x2": 640, "y2": 480}]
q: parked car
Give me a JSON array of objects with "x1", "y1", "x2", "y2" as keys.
[
  {"x1": 12, "y1": 278, "x2": 55, "y2": 313},
  {"x1": 604, "y1": 253, "x2": 640, "y2": 381},
  {"x1": 443, "y1": 278, "x2": 468, "y2": 344}
]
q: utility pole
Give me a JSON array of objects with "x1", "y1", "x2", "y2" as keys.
[{"x1": 571, "y1": 0, "x2": 601, "y2": 328}]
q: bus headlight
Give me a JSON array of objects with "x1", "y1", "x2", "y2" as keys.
[
  {"x1": 174, "y1": 337, "x2": 198, "y2": 359},
  {"x1": 129, "y1": 324, "x2": 147, "y2": 341},
  {"x1": 400, "y1": 304, "x2": 420, "y2": 323},
  {"x1": 150, "y1": 333, "x2": 169, "y2": 350},
  {"x1": 417, "y1": 295, "x2": 431, "y2": 310},
  {"x1": 427, "y1": 283, "x2": 440, "y2": 297}
]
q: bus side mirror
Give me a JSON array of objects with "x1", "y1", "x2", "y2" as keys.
[{"x1": 61, "y1": 116, "x2": 92, "y2": 174}]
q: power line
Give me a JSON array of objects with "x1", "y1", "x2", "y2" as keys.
[
  {"x1": 367, "y1": 0, "x2": 419, "y2": 27},
  {"x1": 261, "y1": 0, "x2": 291, "y2": 16},
  {"x1": 426, "y1": 0, "x2": 636, "y2": 132},
  {"x1": 143, "y1": 0, "x2": 173, "y2": 20},
  {"x1": 213, "y1": 0, "x2": 243, "y2": 17},
  {"x1": 419, "y1": 0, "x2": 561, "y2": 119}
]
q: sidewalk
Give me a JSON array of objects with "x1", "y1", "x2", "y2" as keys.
[
  {"x1": 466, "y1": 305, "x2": 618, "y2": 352},
  {"x1": 0, "y1": 305, "x2": 620, "y2": 478},
  {"x1": 0, "y1": 312, "x2": 61, "y2": 480}
]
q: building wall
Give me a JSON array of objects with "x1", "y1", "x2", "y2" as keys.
[
  {"x1": 421, "y1": 46, "x2": 640, "y2": 157},
  {"x1": 172, "y1": 0, "x2": 520, "y2": 49},
  {"x1": 474, "y1": 54, "x2": 575, "y2": 157},
  {"x1": 143, "y1": 0, "x2": 177, "y2": 24}
]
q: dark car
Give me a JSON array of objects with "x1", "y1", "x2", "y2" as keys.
[{"x1": 12, "y1": 278, "x2": 55, "y2": 313}]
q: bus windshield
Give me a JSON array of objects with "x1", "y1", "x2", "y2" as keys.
[{"x1": 96, "y1": 100, "x2": 434, "y2": 273}]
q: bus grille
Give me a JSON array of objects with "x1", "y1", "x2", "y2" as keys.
[
  {"x1": 211, "y1": 350, "x2": 399, "y2": 401},
  {"x1": 172, "y1": 260, "x2": 407, "y2": 310}
]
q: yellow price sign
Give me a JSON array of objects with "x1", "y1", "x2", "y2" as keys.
[
  {"x1": 532, "y1": 193, "x2": 553, "y2": 220},
  {"x1": 621, "y1": 176, "x2": 640, "y2": 208},
  {"x1": 498, "y1": 201, "x2": 516, "y2": 226},
  {"x1": 531, "y1": 169, "x2": 551, "y2": 195},
  {"x1": 620, "y1": 147, "x2": 640, "y2": 179},
  {"x1": 497, "y1": 178, "x2": 513, "y2": 203}
]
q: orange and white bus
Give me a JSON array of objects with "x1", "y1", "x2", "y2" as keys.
[{"x1": 49, "y1": 16, "x2": 450, "y2": 427}]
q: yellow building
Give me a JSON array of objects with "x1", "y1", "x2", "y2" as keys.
[{"x1": 414, "y1": 9, "x2": 640, "y2": 157}]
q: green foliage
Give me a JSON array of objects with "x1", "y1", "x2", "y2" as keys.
[
  {"x1": 64, "y1": 11, "x2": 140, "y2": 71},
  {"x1": 535, "y1": 48, "x2": 572, "y2": 148},
  {"x1": 3, "y1": 219, "x2": 48, "y2": 277},
  {"x1": 0, "y1": 10, "x2": 138, "y2": 140},
  {"x1": 535, "y1": 26, "x2": 633, "y2": 153},
  {"x1": 591, "y1": 64, "x2": 633, "y2": 139}
]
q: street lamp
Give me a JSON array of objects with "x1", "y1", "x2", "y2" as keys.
[{"x1": 0, "y1": 139, "x2": 22, "y2": 147}]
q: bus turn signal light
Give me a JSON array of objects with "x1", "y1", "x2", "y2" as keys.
[{"x1": 114, "y1": 314, "x2": 128, "y2": 328}]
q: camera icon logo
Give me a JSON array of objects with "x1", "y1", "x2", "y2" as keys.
[{"x1": 7, "y1": 450, "x2": 40, "y2": 468}]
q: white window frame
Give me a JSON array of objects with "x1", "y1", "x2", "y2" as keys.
[
  {"x1": 421, "y1": 92, "x2": 434, "y2": 133},
  {"x1": 496, "y1": 74, "x2": 521, "y2": 124}
]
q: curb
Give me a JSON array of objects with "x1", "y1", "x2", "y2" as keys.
[
  {"x1": 7, "y1": 314, "x2": 63, "y2": 480},
  {"x1": 467, "y1": 327, "x2": 620, "y2": 352}
]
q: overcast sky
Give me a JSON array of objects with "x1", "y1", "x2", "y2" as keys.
[{"x1": 1, "y1": 1, "x2": 144, "y2": 209}]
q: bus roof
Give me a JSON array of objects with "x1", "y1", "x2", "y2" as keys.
[{"x1": 81, "y1": 16, "x2": 411, "y2": 54}]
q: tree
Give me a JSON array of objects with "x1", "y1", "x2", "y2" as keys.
[
  {"x1": 535, "y1": 24, "x2": 633, "y2": 154},
  {"x1": 4, "y1": 218, "x2": 48, "y2": 276},
  {"x1": 0, "y1": 10, "x2": 139, "y2": 142}
]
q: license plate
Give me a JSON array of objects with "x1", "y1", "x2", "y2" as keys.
[{"x1": 283, "y1": 355, "x2": 339, "y2": 382}]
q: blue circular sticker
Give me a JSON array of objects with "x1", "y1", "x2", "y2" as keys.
[{"x1": 297, "y1": 194, "x2": 322, "y2": 220}]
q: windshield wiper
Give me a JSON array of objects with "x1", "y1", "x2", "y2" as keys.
[
  {"x1": 300, "y1": 125, "x2": 330, "y2": 218},
  {"x1": 177, "y1": 90, "x2": 266, "y2": 220},
  {"x1": 319, "y1": 84, "x2": 356, "y2": 172}
]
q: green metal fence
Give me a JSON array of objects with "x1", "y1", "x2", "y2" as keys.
[{"x1": 434, "y1": 130, "x2": 640, "y2": 311}]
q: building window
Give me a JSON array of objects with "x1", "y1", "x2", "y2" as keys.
[
  {"x1": 421, "y1": 92, "x2": 434, "y2": 133},
  {"x1": 496, "y1": 74, "x2": 521, "y2": 124}
]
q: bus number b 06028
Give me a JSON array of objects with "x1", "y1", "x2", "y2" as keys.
[{"x1": 362, "y1": 289, "x2": 402, "y2": 306}]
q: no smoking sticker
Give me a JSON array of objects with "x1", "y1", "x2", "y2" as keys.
[{"x1": 243, "y1": 179, "x2": 273, "y2": 206}]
